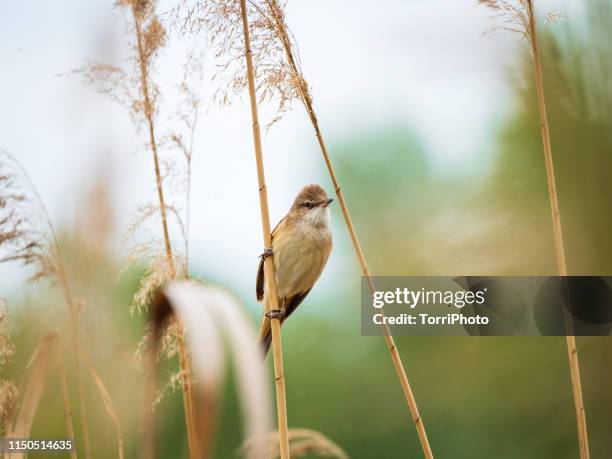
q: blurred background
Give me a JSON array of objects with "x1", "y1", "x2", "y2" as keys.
[{"x1": 1, "y1": 0, "x2": 611, "y2": 457}]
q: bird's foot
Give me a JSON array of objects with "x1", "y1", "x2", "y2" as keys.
[
  {"x1": 265, "y1": 309, "x2": 283, "y2": 320},
  {"x1": 259, "y1": 247, "x2": 273, "y2": 260}
]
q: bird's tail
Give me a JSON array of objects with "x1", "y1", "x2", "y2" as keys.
[{"x1": 257, "y1": 314, "x2": 273, "y2": 360}]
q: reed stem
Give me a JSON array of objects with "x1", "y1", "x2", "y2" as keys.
[
  {"x1": 56, "y1": 256, "x2": 90, "y2": 459},
  {"x1": 133, "y1": 15, "x2": 175, "y2": 277},
  {"x1": 131, "y1": 8, "x2": 197, "y2": 457},
  {"x1": 264, "y1": 2, "x2": 433, "y2": 456},
  {"x1": 526, "y1": 2, "x2": 589, "y2": 457},
  {"x1": 239, "y1": 1, "x2": 290, "y2": 457},
  {"x1": 59, "y1": 360, "x2": 78, "y2": 459}
]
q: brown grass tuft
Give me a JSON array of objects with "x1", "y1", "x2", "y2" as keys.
[
  {"x1": 242, "y1": 428, "x2": 349, "y2": 459},
  {"x1": 0, "y1": 151, "x2": 92, "y2": 457}
]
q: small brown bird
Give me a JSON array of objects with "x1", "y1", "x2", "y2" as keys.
[{"x1": 256, "y1": 184, "x2": 333, "y2": 357}]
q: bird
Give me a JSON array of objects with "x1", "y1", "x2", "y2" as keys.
[{"x1": 256, "y1": 184, "x2": 333, "y2": 358}]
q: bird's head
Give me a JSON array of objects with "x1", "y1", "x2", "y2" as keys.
[{"x1": 289, "y1": 184, "x2": 333, "y2": 227}]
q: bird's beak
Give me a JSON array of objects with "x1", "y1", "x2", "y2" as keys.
[{"x1": 323, "y1": 198, "x2": 334, "y2": 207}]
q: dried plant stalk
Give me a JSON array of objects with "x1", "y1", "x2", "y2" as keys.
[
  {"x1": 257, "y1": 2, "x2": 433, "y2": 457},
  {"x1": 0, "y1": 300, "x2": 17, "y2": 441},
  {"x1": 525, "y1": 2, "x2": 589, "y2": 457},
  {"x1": 479, "y1": 1, "x2": 590, "y2": 457},
  {"x1": 10, "y1": 333, "x2": 58, "y2": 459},
  {"x1": 181, "y1": 2, "x2": 432, "y2": 455},
  {"x1": 239, "y1": 1, "x2": 289, "y2": 457},
  {"x1": 59, "y1": 361, "x2": 78, "y2": 459},
  {"x1": 112, "y1": 2, "x2": 197, "y2": 454},
  {"x1": 0, "y1": 151, "x2": 91, "y2": 459},
  {"x1": 126, "y1": 0, "x2": 174, "y2": 273},
  {"x1": 90, "y1": 368, "x2": 125, "y2": 459}
]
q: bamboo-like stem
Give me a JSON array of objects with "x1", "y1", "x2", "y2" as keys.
[
  {"x1": 526, "y1": 2, "x2": 589, "y2": 458},
  {"x1": 59, "y1": 361, "x2": 78, "y2": 459},
  {"x1": 264, "y1": 2, "x2": 433, "y2": 457},
  {"x1": 131, "y1": 9, "x2": 197, "y2": 458},
  {"x1": 239, "y1": 1, "x2": 290, "y2": 458}
]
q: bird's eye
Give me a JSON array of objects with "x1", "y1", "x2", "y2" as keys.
[{"x1": 302, "y1": 201, "x2": 313, "y2": 209}]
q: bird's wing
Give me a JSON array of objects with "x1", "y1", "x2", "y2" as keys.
[{"x1": 256, "y1": 217, "x2": 285, "y2": 301}]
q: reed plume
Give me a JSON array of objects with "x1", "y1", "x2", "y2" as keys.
[
  {"x1": 479, "y1": 1, "x2": 590, "y2": 457},
  {"x1": 0, "y1": 151, "x2": 92, "y2": 458},
  {"x1": 77, "y1": 1, "x2": 203, "y2": 454},
  {"x1": 242, "y1": 428, "x2": 349, "y2": 459}
]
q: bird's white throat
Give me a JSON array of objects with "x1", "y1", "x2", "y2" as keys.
[{"x1": 304, "y1": 205, "x2": 331, "y2": 229}]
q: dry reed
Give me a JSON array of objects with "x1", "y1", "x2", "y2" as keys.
[
  {"x1": 90, "y1": 368, "x2": 125, "y2": 459},
  {"x1": 175, "y1": 1, "x2": 433, "y2": 456},
  {"x1": 10, "y1": 333, "x2": 58, "y2": 459},
  {"x1": 115, "y1": 7, "x2": 202, "y2": 454},
  {"x1": 58, "y1": 360, "x2": 78, "y2": 459},
  {"x1": 254, "y1": 4, "x2": 434, "y2": 456},
  {"x1": 242, "y1": 428, "x2": 349, "y2": 459},
  {"x1": 77, "y1": 1, "x2": 201, "y2": 454},
  {"x1": 238, "y1": 0, "x2": 290, "y2": 456},
  {"x1": 0, "y1": 300, "x2": 17, "y2": 440},
  {"x1": 479, "y1": 1, "x2": 590, "y2": 457},
  {"x1": 0, "y1": 151, "x2": 92, "y2": 458}
]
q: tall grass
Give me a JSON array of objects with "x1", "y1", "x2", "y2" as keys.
[
  {"x1": 0, "y1": 151, "x2": 91, "y2": 458},
  {"x1": 78, "y1": 1, "x2": 203, "y2": 455},
  {"x1": 479, "y1": 1, "x2": 590, "y2": 457},
  {"x1": 0, "y1": 300, "x2": 17, "y2": 439},
  {"x1": 175, "y1": 0, "x2": 434, "y2": 456},
  {"x1": 238, "y1": 0, "x2": 290, "y2": 456},
  {"x1": 254, "y1": 3, "x2": 434, "y2": 456},
  {"x1": 10, "y1": 333, "x2": 59, "y2": 459}
]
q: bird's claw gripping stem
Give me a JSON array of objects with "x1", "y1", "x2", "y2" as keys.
[
  {"x1": 259, "y1": 247, "x2": 273, "y2": 260},
  {"x1": 265, "y1": 309, "x2": 283, "y2": 320}
]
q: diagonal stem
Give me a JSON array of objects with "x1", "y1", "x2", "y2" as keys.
[
  {"x1": 264, "y1": 2, "x2": 433, "y2": 456},
  {"x1": 527, "y1": 2, "x2": 589, "y2": 458}
]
